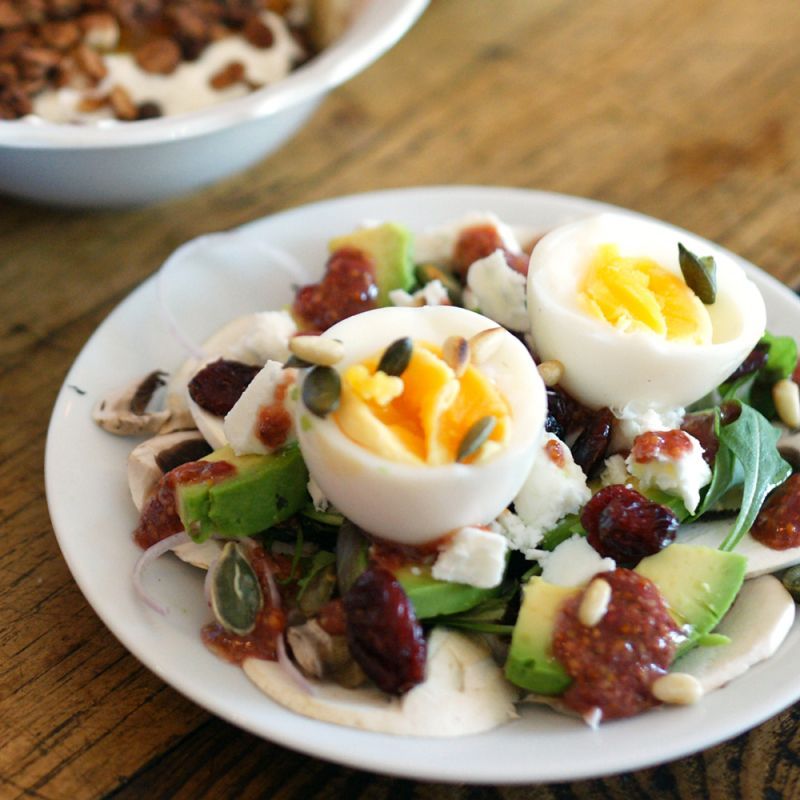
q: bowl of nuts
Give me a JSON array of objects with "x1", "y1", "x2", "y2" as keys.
[{"x1": 0, "y1": 0, "x2": 428, "y2": 207}]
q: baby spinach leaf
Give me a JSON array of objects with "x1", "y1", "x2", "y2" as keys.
[{"x1": 713, "y1": 402, "x2": 791, "y2": 551}]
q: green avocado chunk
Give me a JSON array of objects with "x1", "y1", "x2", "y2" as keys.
[
  {"x1": 504, "y1": 577, "x2": 576, "y2": 695},
  {"x1": 504, "y1": 543, "x2": 747, "y2": 694},
  {"x1": 328, "y1": 222, "x2": 414, "y2": 306},
  {"x1": 394, "y1": 565, "x2": 501, "y2": 620},
  {"x1": 635, "y1": 543, "x2": 746, "y2": 656},
  {"x1": 177, "y1": 444, "x2": 309, "y2": 541}
]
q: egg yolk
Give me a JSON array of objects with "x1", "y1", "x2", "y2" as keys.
[
  {"x1": 333, "y1": 342, "x2": 510, "y2": 465},
  {"x1": 579, "y1": 244, "x2": 712, "y2": 344}
]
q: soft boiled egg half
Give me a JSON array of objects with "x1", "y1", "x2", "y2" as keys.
[
  {"x1": 295, "y1": 306, "x2": 547, "y2": 546},
  {"x1": 527, "y1": 213, "x2": 766, "y2": 411}
]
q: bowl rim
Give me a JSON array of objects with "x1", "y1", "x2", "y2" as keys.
[{"x1": 0, "y1": 0, "x2": 428, "y2": 150}]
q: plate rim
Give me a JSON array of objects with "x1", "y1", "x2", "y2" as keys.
[{"x1": 44, "y1": 185, "x2": 800, "y2": 784}]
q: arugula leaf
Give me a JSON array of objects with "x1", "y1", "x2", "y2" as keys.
[
  {"x1": 430, "y1": 595, "x2": 515, "y2": 636},
  {"x1": 707, "y1": 402, "x2": 792, "y2": 551},
  {"x1": 761, "y1": 331, "x2": 799, "y2": 379}
]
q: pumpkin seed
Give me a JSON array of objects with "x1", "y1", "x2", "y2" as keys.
[
  {"x1": 678, "y1": 243, "x2": 717, "y2": 304},
  {"x1": 210, "y1": 542, "x2": 263, "y2": 635},
  {"x1": 442, "y1": 335, "x2": 470, "y2": 377},
  {"x1": 457, "y1": 415, "x2": 497, "y2": 462},
  {"x1": 377, "y1": 337, "x2": 413, "y2": 376},
  {"x1": 781, "y1": 564, "x2": 800, "y2": 602},
  {"x1": 302, "y1": 365, "x2": 341, "y2": 417}
]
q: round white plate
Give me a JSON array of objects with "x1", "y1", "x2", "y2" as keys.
[{"x1": 45, "y1": 187, "x2": 800, "y2": 784}]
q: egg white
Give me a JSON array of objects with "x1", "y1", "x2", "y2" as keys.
[
  {"x1": 527, "y1": 213, "x2": 766, "y2": 411},
  {"x1": 295, "y1": 306, "x2": 547, "y2": 545}
]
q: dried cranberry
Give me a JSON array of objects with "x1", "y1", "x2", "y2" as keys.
[
  {"x1": 553, "y1": 568, "x2": 680, "y2": 720},
  {"x1": 581, "y1": 485, "x2": 678, "y2": 565},
  {"x1": 570, "y1": 407, "x2": 613, "y2": 477},
  {"x1": 343, "y1": 568, "x2": 426, "y2": 695},
  {"x1": 751, "y1": 474, "x2": 800, "y2": 550},
  {"x1": 681, "y1": 411, "x2": 717, "y2": 467},
  {"x1": 726, "y1": 342, "x2": 769, "y2": 381},
  {"x1": 187, "y1": 358, "x2": 259, "y2": 416},
  {"x1": 293, "y1": 247, "x2": 378, "y2": 332}
]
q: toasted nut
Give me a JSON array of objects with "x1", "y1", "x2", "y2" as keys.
[
  {"x1": 109, "y1": 84, "x2": 137, "y2": 120},
  {"x1": 442, "y1": 335, "x2": 470, "y2": 377},
  {"x1": 538, "y1": 359, "x2": 564, "y2": 387},
  {"x1": 80, "y1": 12, "x2": 119, "y2": 50},
  {"x1": 469, "y1": 327, "x2": 504, "y2": 364},
  {"x1": 209, "y1": 60, "x2": 245, "y2": 90},
  {"x1": 289, "y1": 335, "x2": 344, "y2": 366},
  {"x1": 651, "y1": 672, "x2": 703, "y2": 705},
  {"x1": 773, "y1": 379, "x2": 800, "y2": 429},
  {"x1": 578, "y1": 578, "x2": 611, "y2": 627}
]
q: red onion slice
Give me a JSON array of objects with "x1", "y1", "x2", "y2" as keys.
[{"x1": 133, "y1": 531, "x2": 191, "y2": 615}]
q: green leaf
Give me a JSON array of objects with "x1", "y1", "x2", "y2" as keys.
[
  {"x1": 678, "y1": 243, "x2": 717, "y2": 304},
  {"x1": 539, "y1": 513, "x2": 585, "y2": 551},
  {"x1": 761, "y1": 331, "x2": 799, "y2": 380},
  {"x1": 714, "y1": 402, "x2": 792, "y2": 551}
]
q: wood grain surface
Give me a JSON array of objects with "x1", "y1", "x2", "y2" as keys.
[{"x1": 2, "y1": 0, "x2": 800, "y2": 797}]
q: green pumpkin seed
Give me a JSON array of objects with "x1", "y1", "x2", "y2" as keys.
[
  {"x1": 457, "y1": 416, "x2": 497, "y2": 462},
  {"x1": 377, "y1": 337, "x2": 413, "y2": 376},
  {"x1": 210, "y1": 542, "x2": 263, "y2": 635},
  {"x1": 302, "y1": 365, "x2": 341, "y2": 417},
  {"x1": 678, "y1": 243, "x2": 717, "y2": 304},
  {"x1": 782, "y1": 565, "x2": 800, "y2": 603}
]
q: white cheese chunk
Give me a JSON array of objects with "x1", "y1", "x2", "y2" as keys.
[
  {"x1": 228, "y1": 310, "x2": 297, "y2": 365},
  {"x1": 610, "y1": 404, "x2": 685, "y2": 452},
  {"x1": 432, "y1": 526, "x2": 508, "y2": 589},
  {"x1": 414, "y1": 212, "x2": 522, "y2": 264},
  {"x1": 223, "y1": 361, "x2": 296, "y2": 455},
  {"x1": 388, "y1": 279, "x2": 450, "y2": 308},
  {"x1": 599, "y1": 453, "x2": 631, "y2": 487},
  {"x1": 307, "y1": 476, "x2": 330, "y2": 512},
  {"x1": 626, "y1": 431, "x2": 711, "y2": 514},
  {"x1": 507, "y1": 433, "x2": 591, "y2": 556},
  {"x1": 539, "y1": 534, "x2": 616, "y2": 587},
  {"x1": 466, "y1": 250, "x2": 529, "y2": 332}
]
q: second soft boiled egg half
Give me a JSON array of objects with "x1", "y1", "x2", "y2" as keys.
[
  {"x1": 527, "y1": 213, "x2": 766, "y2": 411},
  {"x1": 295, "y1": 306, "x2": 547, "y2": 546}
]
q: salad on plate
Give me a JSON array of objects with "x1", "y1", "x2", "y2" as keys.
[{"x1": 93, "y1": 208, "x2": 800, "y2": 735}]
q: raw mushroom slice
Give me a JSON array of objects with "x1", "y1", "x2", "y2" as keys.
[
  {"x1": 93, "y1": 371, "x2": 171, "y2": 436},
  {"x1": 243, "y1": 628, "x2": 519, "y2": 736},
  {"x1": 672, "y1": 575, "x2": 795, "y2": 693},
  {"x1": 678, "y1": 518, "x2": 800, "y2": 578},
  {"x1": 127, "y1": 430, "x2": 211, "y2": 511}
]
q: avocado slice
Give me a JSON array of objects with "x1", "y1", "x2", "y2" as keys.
[
  {"x1": 636, "y1": 543, "x2": 747, "y2": 655},
  {"x1": 394, "y1": 564, "x2": 501, "y2": 620},
  {"x1": 177, "y1": 444, "x2": 309, "y2": 541},
  {"x1": 504, "y1": 577, "x2": 577, "y2": 695},
  {"x1": 504, "y1": 544, "x2": 747, "y2": 694},
  {"x1": 328, "y1": 223, "x2": 414, "y2": 306}
]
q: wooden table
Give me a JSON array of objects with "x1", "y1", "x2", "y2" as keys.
[{"x1": 3, "y1": 0, "x2": 800, "y2": 796}]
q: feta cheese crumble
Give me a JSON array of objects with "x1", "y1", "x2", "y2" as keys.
[
  {"x1": 539, "y1": 535, "x2": 616, "y2": 587},
  {"x1": 229, "y1": 310, "x2": 298, "y2": 365},
  {"x1": 466, "y1": 250, "x2": 529, "y2": 332},
  {"x1": 389, "y1": 279, "x2": 450, "y2": 308},
  {"x1": 224, "y1": 361, "x2": 296, "y2": 455},
  {"x1": 626, "y1": 431, "x2": 711, "y2": 514},
  {"x1": 610, "y1": 404, "x2": 685, "y2": 452},
  {"x1": 431, "y1": 526, "x2": 508, "y2": 589},
  {"x1": 414, "y1": 212, "x2": 522, "y2": 264}
]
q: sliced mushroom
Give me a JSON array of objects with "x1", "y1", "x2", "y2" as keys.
[
  {"x1": 127, "y1": 429, "x2": 211, "y2": 511},
  {"x1": 287, "y1": 619, "x2": 366, "y2": 688},
  {"x1": 93, "y1": 371, "x2": 172, "y2": 436}
]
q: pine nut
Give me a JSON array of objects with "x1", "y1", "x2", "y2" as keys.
[
  {"x1": 773, "y1": 379, "x2": 800, "y2": 429},
  {"x1": 289, "y1": 335, "x2": 344, "y2": 367},
  {"x1": 469, "y1": 327, "x2": 504, "y2": 364},
  {"x1": 537, "y1": 359, "x2": 564, "y2": 387},
  {"x1": 651, "y1": 672, "x2": 703, "y2": 705},
  {"x1": 442, "y1": 336, "x2": 470, "y2": 377},
  {"x1": 578, "y1": 578, "x2": 612, "y2": 627}
]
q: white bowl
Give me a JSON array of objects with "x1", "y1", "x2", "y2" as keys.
[{"x1": 0, "y1": 0, "x2": 427, "y2": 208}]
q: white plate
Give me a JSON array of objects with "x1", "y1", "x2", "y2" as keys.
[{"x1": 45, "y1": 187, "x2": 800, "y2": 784}]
